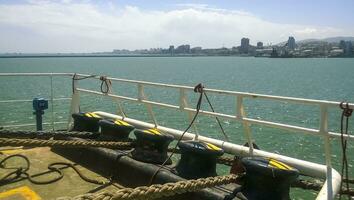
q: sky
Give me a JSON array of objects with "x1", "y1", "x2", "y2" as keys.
[{"x1": 0, "y1": 0, "x2": 354, "y2": 53}]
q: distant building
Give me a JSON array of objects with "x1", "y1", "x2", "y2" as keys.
[
  {"x1": 175, "y1": 44, "x2": 191, "y2": 54},
  {"x1": 240, "y1": 38, "x2": 250, "y2": 53},
  {"x1": 287, "y1": 37, "x2": 296, "y2": 50},
  {"x1": 169, "y1": 45, "x2": 174, "y2": 55},
  {"x1": 338, "y1": 40, "x2": 353, "y2": 56},
  {"x1": 344, "y1": 41, "x2": 353, "y2": 56},
  {"x1": 256, "y1": 42, "x2": 263, "y2": 49},
  {"x1": 191, "y1": 47, "x2": 202, "y2": 54},
  {"x1": 339, "y1": 40, "x2": 346, "y2": 50}
]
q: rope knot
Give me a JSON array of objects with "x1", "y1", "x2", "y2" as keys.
[
  {"x1": 340, "y1": 102, "x2": 353, "y2": 117},
  {"x1": 99, "y1": 76, "x2": 112, "y2": 94},
  {"x1": 194, "y1": 83, "x2": 204, "y2": 93}
]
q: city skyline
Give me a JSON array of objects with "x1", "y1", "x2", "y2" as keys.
[{"x1": 1, "y1": 1, "x2": 354, "y2": 53}]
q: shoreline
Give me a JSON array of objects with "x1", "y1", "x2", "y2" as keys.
[{"x1": 1, "y1": 54, "x2": 353, "y2": 59}]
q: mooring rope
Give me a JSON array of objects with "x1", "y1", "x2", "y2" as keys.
[
  {"x1": 339, "y1": 102, "x2": 353, "y2": 200},
  {"x1": 63, "y1": 174, "x2": 238, "y2": 200},
  {"x1": 203, "y1": 92, "x2": 229, "y2": 141},
  {"x1": 0, "y1": 130, "x2": 99, "y2": 139},
  {"x1": 148, "y1": 83, "x2": 205, "y2": 185},
  {"x1": 0, "y1": 154, "x2": 108, "y2": 186},
  {"x1": 0, "y1": 138, "x2": 133, "y2": 149}
]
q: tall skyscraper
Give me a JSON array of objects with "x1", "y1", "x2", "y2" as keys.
[
  {"x1": 287, "y1": 37, "x2": 296, "y2": 50},
  {"x1": 240, "y1": 38, "x2": 250, "y2": 53}
]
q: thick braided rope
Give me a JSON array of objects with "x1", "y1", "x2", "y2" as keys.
[
  {"x1": 67, "y1": 174, "x2": 237, "y2": 200},
  {"x1": 0, "y1": 138, "x2": 133, "y2": 149},
  {"x1": 216, "y1": 156, "x2": 233, "y2": 166},
  {"x1": 0, "y1": 130, "x2": 98, "y2": 139}
]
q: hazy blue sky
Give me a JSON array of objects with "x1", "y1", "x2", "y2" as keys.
[{"x1": 1, "y1": 0, "x2": 353, "y2": 53}]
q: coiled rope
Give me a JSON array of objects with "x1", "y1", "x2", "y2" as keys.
[
  {"x1": 72, "y1": 74, "x2": 112, "y2": 95},
  {"x1": 0, "y1": 154, "x2": 108, "y2": 186},
  {"x1": 64, "y1": 174, "x2": 238, "y2": 200},
  {"x1": 0, "y1": 138, "x2": 133, "y2": 149}
]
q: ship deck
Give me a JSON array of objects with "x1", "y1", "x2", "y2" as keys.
[{"x1": 0, "y1": 146, "x2": 121, "y2": 200}]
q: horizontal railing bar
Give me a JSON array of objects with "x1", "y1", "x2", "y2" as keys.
[
  {"x1": 0, "y1": 73, "x2": 74, "y2": 77},
  {"x1": 77, "y1": 88, "x2": 137, "y2": 101},
  {"x1": 75, "y1": 73, "x2": 193, "y2": 89},
  {"x1": 0, "y1": 98, "x2": 71, "y2": 103},
  {"x1": 184, "y1": 107, "x2": 237, "y2": 120},
  {"x1": 77, "y1": 87, "x2": 354, "y2": 141},
  {"x1": 75, "y1": 73, "x2": 354, "y2": 109},
  {"x1": 1, "y1": 121, "x2": 67, "y2": 128},
  {"x1": 78, "y1": 88, "x2": 181, "y2": 110}
]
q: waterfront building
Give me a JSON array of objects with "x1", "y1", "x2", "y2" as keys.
[
  {"x1": 256, "y1": 42, "x2": 263, "y2": 49},
  {"x1": 175, "y1": 44, "x2": 191, "y2": 54},
  {"x1": 191, "y1": 47, "x2": 202, "y2": 54},
  {"x1": 344, "y1": 41, "x2": 353, "y2": 56},
  {"x1": 287, "y1": 37, "x2": 296, "y2": 50},
  {"x1": 169, "y1": 45, "x2": 174, "y2": 55},
  {"x1": 240, "y1": 38, "x2": 250, "y2": 53},
  {"x1": 339, "y1": 40, "x2": 346, "y2": 50}
]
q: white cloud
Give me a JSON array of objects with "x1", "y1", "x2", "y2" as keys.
[{"x1": 0, "y1": 1, "x2": 352, "y2": 53}]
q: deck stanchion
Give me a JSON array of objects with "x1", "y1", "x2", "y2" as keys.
[
  {"x1": 50, "y1": 74, "x2": 55, "y2": 130},
  {"x1": 237, "y1": 96, "x2": 254, "y2": 155},
  {"x1": 68, "y1": 75, "x2": 80, "y2": 130},
  {"x1": 138, "y1": 83, "x2": 158, "y2": 128},
  {"x1": 319, "y1": 105, "x2": 335, "y2": 200}
]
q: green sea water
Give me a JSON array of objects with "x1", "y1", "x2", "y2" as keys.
[{"x1": 0, "y1": 57, "x2": 353, "y2": 199}]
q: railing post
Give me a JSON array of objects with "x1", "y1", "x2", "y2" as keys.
[
  {"x1": 107, "y1": 80, "x2": 126, "y2": 119},
  {"x1": 320, "y1": 104, "x2": 333, "y2": 200},
  {"x1": 237, "y1": 96, "x2": 254, "y2": 155},
  {"x1": 67, "y1": 75, "x2": 80, "y2": 130},
  {"x1": 138, "y1": 83, "x2": 158, "y2": 128},
  {"x1": 50, "y1": 74, "x2": 55, "y2": 130},
  {"x1": 180, "y1": 88, "x2": 199, "y2": 140}
]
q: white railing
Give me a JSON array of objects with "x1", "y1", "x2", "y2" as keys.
[{"x1": 1, "y1": 72, "x2": 353, "y2": 200}]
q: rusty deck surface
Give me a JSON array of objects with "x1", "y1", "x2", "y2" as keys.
[{"x1": 0, "y1": 147, "x2": 120, "y2": 200}]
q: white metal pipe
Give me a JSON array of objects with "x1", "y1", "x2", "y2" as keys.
[
  {"x1": 0, "y1": 73, "x2": 73, "y2": 76},
  {"x1": 94, "y1": 111, "x2": 341, "y2": 200}
]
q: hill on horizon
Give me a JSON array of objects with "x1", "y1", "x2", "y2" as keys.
[{"x1": 277, "y1": 36, "x2": 354, "y2": 46}]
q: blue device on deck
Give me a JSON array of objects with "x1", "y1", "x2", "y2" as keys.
[{"x1": 33, "y1": 98, "x2": 48, "y2": 131}]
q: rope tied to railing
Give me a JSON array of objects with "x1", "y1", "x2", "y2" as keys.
[
  {"x1": 339, "y1": 102, "x2": 352, "y2": 200},
  {"x1": 148, "y1": 83, "x2": 205, "y2": 185},
  {"x1": 71, "y1": 74, "x2": 112, "y2": 95},
  {"x1": 64, "y1": 174, "x2": 238, "y2": 200},
  {"x1": 99, "y1": 76, "x2": 112, "y2": 94},
  {"x1": 72, "y1": 73, "x2": 97, "y2": 94}
]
